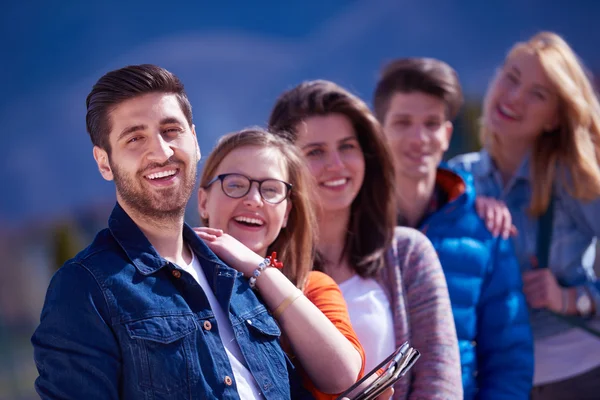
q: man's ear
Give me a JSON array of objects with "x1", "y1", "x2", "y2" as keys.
[
  {"x1": 93, "y1": 146, "x2": 114, "y2": 181},
  {"x1": 442, "y1": 121, "x2": 454, "y2": 152},
  {"x1": 198, "y1": 188, "x2": 209, "y2": 223},
  {"x1": 192, "y1": 124, "x2": 201, "y2": 160}
]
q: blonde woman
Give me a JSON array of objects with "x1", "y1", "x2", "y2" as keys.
[{"x1": 450, "y1": 32, "x2": 600, "y2": 399}]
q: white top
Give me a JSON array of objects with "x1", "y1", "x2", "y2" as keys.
[
  {"x1": 534, "y1": 324, "x2": 600, "y2": 385},
  {"x1": 181, "y1": 250, "x2": 263, "y2": 398},
  {"x1": 339, "y1": 274, "x2": 396, "y2": 372}
]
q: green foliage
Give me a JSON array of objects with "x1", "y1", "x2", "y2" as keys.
[
  {"x1": 446, "y1": 98, "x2": 484, "y2": 160},
  {"x1": 51, "y1": 222, "x2": 83, "y2": 272}
]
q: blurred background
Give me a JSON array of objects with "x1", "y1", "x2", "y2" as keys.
[{"x1": 2, "y1": 0, "x2": 599, "y2": 398}]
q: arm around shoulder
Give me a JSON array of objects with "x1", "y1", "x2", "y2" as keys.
[{"x1": 31, "y1": 262, "x2": 121, "y2": 400}]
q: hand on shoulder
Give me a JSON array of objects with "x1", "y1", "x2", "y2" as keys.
[{"x1": 193, "y1": 227, "x2": 263, "y2": 276}]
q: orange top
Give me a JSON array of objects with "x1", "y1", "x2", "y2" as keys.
[{"x1": 291, "y1": 271, "x2": 366, "y2": 400}]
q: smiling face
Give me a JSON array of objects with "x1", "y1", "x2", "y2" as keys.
[
  {"x1": 382, "y1": 92, "x2": 452, "y2": 180},
  {"x1": 483, "y1": 50, "x2": 561, "y2": 143},
  {"x1": 93, "y1": 92, "x2": 200, "y2": 220},
  {"x1": 294, "y1": 113, "x2": 365, "y2": 214},
  {"x1": 198, "y1": 145, "x2": 292, "y2": 257}
]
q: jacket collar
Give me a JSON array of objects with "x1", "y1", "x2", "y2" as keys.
[
  {"x1": 418, "y1": 165, "x2": 473, "y2": 231},
  {"x1": 108, "y1": 202, "x2": 228, "y2": 275}
]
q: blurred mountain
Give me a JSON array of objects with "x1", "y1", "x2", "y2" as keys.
[{"x1": 2, "y1": 0, "x2": 599, "y2": 228}]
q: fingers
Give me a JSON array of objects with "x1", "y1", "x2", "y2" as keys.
[
  {"x1": 522, "y1": 269, "x2": 544, "y2": 284},
  {"x1": 500, "y1": 205, "x2": 513, "y2": 239},
  {"x1": 475, "y1": 196, "x2": 486, "y2": 219},
  {"x1": 493, "y1": 204, "x2": 505, "y2": 238},
  {"x1": 481, "y1": 198, "x2": 501, "y2": 237},
  {"x1": 195, "y1": 231, "x2": 219, "y2": 242},
  {"x1": 484, "y1": 202, "x2": 497, "y2": 235},
  {"x1": 523, "y1": 268, "x2": 552, "y2": 283},
  {"x1": 193, "y1": 227, "x2": 223, "y2": 236},
  {"x1": 522, "y1": 269, "x2": 559, "y2": 310},
  {"x1": 476, "y1": 197, "x2": 515, "y2": 239},
  {"x1": 489, "y1": 199, "x2": 510, "y2": 238},
  {"x1": 523, "y1": 279, "x2": 548, "y2": 308},
  {"x1": 524, "y1": 290, "x2": 547, "y2": 309},
  {"x1": 193, "y1": 227, "x2": 225, "y2": 243}
]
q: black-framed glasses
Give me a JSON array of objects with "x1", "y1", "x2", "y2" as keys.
[{"x1": 204, "y1": 173, "x2": 292, "y2": 204}]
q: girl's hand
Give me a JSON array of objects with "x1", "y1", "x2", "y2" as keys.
[
  {"x1": 193, "y1": 227, "x2": 263, "y2": 276},
  {"x1": 475, "y1": 196, "x2": 517, "y2": 239},
  {"x1": 522, "y1": 268, "x2": 564, "y2": 313},
  {"x1": 193, "y1": 227, "x2": 223, "y2": 240}
]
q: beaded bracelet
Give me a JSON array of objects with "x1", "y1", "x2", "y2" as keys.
[
  {"x1": 248, "y1": 257, "x2": 271, "y2": 289},
  {"x1": 248, "y1": 252, "x2": 284, "y2": 289},
  {"x1": 248, "y1": 252, "x2": 283, "y2": 289}
]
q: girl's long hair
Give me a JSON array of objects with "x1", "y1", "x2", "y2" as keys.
[{"x1": 481, "y1": 31, "x2": 600, "y2": 215}]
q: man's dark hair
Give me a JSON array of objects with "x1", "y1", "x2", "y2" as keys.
[
  {"x1": 85, "y1": 64, "x2": 193, "y2": 153},
  {"x1": 373, "y1": 58, "x2": 464, "y2": 123}
]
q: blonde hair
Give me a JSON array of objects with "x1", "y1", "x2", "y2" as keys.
[
  {"x1": 199, "y1": 127, "x2": 316, "y2": 290},
  {"x1": 481, "y1": 31, "x2": 600, "y2": 215}
]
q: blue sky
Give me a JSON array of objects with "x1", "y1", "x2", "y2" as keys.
[{"x1": 2, "y1": 0, "x2": 599, "y2": 227}]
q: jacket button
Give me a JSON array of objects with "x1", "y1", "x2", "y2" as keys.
[
  {"x1": 224, "y1": 375, "x2": 233, "y2": 386},
  {"x1": 203, "y1": 321, "x2": 212, "y2": 330},
  {"x1": 172, "y1": 269, "x2": 182, "y2": 279}
]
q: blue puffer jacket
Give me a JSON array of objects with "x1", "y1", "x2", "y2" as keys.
[{"x1": 419, "y1": 166, "x2": 533, "y2": 400}]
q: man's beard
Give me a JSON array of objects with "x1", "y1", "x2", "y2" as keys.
[{"x1": 110, "y1": 156, "x2": 197, "y2": 222}]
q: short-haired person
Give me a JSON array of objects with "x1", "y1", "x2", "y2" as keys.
[
  {"x1": 31, "y1": 65, "x2": 313, "y2": 399},
  {"x1": 373, "y1": 57, "x2": 534, "y2": 399}
]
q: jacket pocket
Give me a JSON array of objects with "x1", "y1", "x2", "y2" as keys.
[
  {"x1": 240, "y1": 310, "x2": 289, "y2": 383},
  {"x1": 125, "y1": 315, "x2": 198, "y2": 396},
  {"x1": 244, "y1": 310, "x2": 282, "y2": 337}
]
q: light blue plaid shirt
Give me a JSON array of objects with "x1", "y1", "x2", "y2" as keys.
[{"x1": 449, "y1": 150, "x2": 600, "y2": 339}]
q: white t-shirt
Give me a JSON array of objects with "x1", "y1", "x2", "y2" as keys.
[
  {"x1": 180, "y1": 250, "x2": 263, "y2": 398},
  {"x1": 534, "y1": 325, "x2": 600, "y2": 385},
  {"x1": 339, "y1": 274, "x2": 396, "y2": 372}
]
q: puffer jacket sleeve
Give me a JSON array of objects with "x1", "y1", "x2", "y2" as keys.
[{"x1": 475, "y1": 237, "x2": 534, "y2": 399}]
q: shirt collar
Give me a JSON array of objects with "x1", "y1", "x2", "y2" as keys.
[{"x1": 480, "y1": 149, "x2": 531, "y2": 184}]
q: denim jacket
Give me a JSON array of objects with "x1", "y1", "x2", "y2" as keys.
[
  {"x1": 449, "y1": 151, "x2": 600, "y2": 339},
  {"x1": 32, "y1": 203, "x2": 312, "y2": 400}
]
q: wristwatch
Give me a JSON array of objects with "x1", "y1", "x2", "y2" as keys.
[{"x1": 575, "y1": 286, "x2": 593, "y2": 317}]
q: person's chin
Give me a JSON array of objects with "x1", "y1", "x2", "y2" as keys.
[
  {"x1": 321, "y1": 198, "x2": 354, "y2": 214},
  {"x1": 400, "y1": 164, "x2": 429, "y2": 178},
  {"x1": 485, "y1": 114, "x2": 513, "y2": 134}
]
